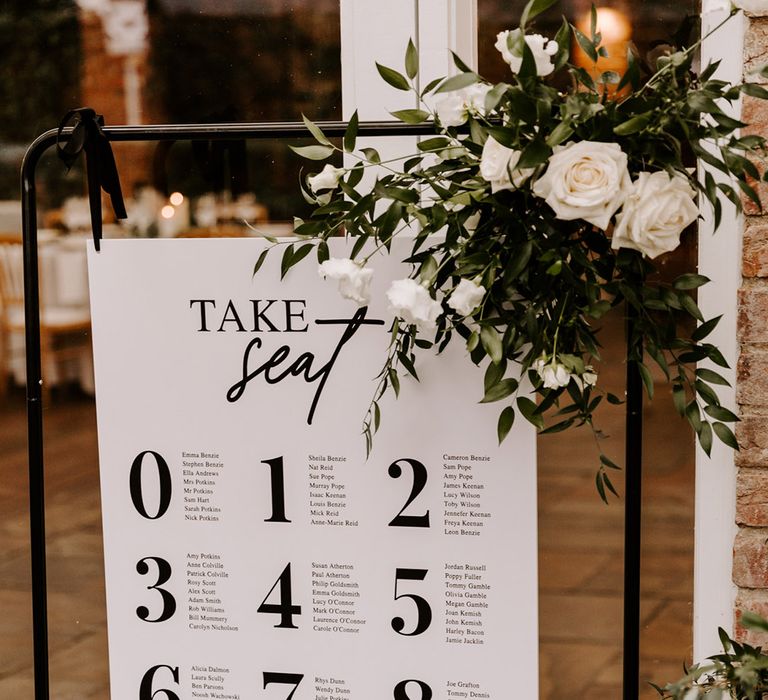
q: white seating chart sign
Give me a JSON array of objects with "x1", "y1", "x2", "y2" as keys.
[{"x1": 87, "y1": 238, "x2": 538, "y2": 700}]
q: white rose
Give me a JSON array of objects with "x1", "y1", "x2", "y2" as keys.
[
  {"x1": 435, "y1": 93, "x2": 467, "y2": 127},
  {"x1": 479, "y1": 136, "x2": 534, "y2": 193},
  {"x1": 573, "y1": 366, "x2": 598, "y2": 390},
  {"x1": 495, "y1": 30, "x2": 558, "y2": 77},
  {"x1": 532, "y1": 141, "x2": 632, "y2": 230},
  {"x1": 447, "y1": 278, "x2": 486, "y2": 316},
  {"x1": 611, "y1": 171, "x2": 698, "y2": 259},
  {"x1": 463, "y1": 83, "x2": 493, "y2": 115},
  {"x1": 318, "y1": 258, "x2": 374, "y2": 305},
  {"x1": 308, "y1": 164, "x2": 344, "y2": 192},
  {"x1": 435, "y1": 84, "x2": 493, "y2": 127},
  {"x1": 533, "y1": 356, "x2": 572, "y2": 389},
  {"x1": 386, "y1": 278, "x2": 443, "y2": 330}
]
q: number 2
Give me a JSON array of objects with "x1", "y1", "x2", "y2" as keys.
[{"x1": 388, "y1": 458, "x2": 430, "y2": 528}]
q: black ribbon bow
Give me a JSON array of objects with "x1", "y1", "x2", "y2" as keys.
[{"x1": 57, "y1": 108, "x2": 127, "y2": 251}]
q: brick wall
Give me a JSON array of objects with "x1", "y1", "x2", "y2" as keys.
[
  {"x1": 80, "y1": 7, "x2": 158, "y2": 199},
  {"x1": 734, "y1": 6, "x2": 768, "y2": 646}
]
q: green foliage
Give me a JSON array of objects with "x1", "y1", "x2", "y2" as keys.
[
  {"x1": 656, "y1": 612, "x2": 768, "y2": 699},
  {"x1": 274, "y1": 0, "x2": 759, "y2": 480}
]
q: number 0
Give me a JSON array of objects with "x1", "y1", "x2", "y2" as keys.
[{"x1": 130, "y1": 451, "x2": 172, "y2": 520}]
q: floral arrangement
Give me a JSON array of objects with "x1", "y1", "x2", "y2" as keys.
[
  {"x1": 267, "y1": 0, "x2": 768, "y2": 495},
  {"x1": 656, "y1": 612, "x2": 768, "y2": 699}
]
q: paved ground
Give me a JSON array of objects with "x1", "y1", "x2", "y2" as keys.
[{"x1": 0, "y1": 308, "x2": 694, "y2": 698}]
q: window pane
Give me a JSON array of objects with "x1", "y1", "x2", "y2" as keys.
[{"x1": 478, "y1": 2, "x2": 698, "y2": 697}]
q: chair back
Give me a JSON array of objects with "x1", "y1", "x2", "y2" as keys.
[{"x1": 0, "y1": 235, "x2": 24, "y2": 311}]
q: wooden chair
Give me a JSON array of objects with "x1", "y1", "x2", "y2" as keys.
[{"x1": 0, "y1": 233, "x2": 91, "y2": 398}]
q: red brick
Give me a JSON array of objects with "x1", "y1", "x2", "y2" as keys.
[
  {"x1": 737, "y1": 350, "x2": 768, "y2": 406},
  {"x1": 745, "y1": 18, "x2": 768, "y2": 82},
  {"x1": 743, "y1": 219, "x2": 768, "y2": 277},
  {"x1": 736, "y1": 414, "x2": 768, "y2": 466},
  {"x1": 733, "y1": 527, "x2": 768, "y2": 587},
  {"x1": 739, "y1": 286, "x2": 768, "y2": 340},
  {"x1": 734, "y1": 590, "x2": 768, "y2": 645},
  {"x1": 741, "y1": 96, "x2": 768, "y2": 216},
  {"x1": 737, "y1": 468, "x2": 768, "y2": 524}
]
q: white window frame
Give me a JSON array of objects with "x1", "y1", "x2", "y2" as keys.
[{"x1": 695, "y1": 0, "x2": 743, "y2": 660}]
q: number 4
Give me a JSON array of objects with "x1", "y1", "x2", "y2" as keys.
[{"x1": 257, "y1": 563, "x2": 302, "y2": 629}]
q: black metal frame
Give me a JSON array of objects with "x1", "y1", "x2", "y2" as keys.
[{"x1": 20, "y1": 120, "x2": 644, "y2": 700}]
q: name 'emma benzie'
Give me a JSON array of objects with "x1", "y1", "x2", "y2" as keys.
[{"x1": 189, "y1": 299, "x2": 384, "y2": 424}]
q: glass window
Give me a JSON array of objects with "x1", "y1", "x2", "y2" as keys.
[{"x1": 478, "y1": 2, "x2": 698, "y2": 696}]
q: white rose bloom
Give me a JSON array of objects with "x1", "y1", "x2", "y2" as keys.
[
  {"x1": 318, "y1": 258, "x2": 374, "y2": 305},
  {"x1": 532, "y1": 356, "x2": 572, "y2": 389},
  {"x1": 463, "y1": 83, "x2": 493, "y2": 115},
  {"x1": 308, "y1": 164, "x2": 344, "y2": 192},
  {"x1": 386, "y1": 278, "x2": 443, "y2": 330},
  {"x1": 435, "y1": 84, "x2": 493, "y2": 127},
  {"x1": 532, "y1": 141, "x2": 632, "y2": 230},
  {"x1": 573, "y1": 366, "x2": 598, "y2": 390},
  {"x1": 435, "y1": 93, "x2": 467, "y2": 127},
  {"x1": 495, "y1": 30, "x2": 558, "y2": 77},
  {"x1": 479, "y1": 136, "x2": 534, "y2": 193},
  {"x1": 611, "y1": 171, "x2": 698, "y2": 259},
  {"x1": 448, "y1": 278, "x2": 486, "y2": 316}
]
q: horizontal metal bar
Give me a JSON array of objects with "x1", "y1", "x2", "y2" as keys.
[{"x1": 33, "y1": 120, "x2": 438, "y2": 150}]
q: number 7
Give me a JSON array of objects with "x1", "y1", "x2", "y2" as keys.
[{"x1": 263, "y1": 672, "x2": 304, "y2": 699}]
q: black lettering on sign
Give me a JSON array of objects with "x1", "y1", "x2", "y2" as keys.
[
  {"x1": 136, "y1": 557, "x2": 176, "y2": 623},
  {"x1": 394, "y1": 680, "x2": 433, "y2": 700},
  {"x1": 262, "y1": 456, "x2": 290, "y2": 523},
  {"x1": 258, "y1": 563, "x2": 302, "y2": 629},
  {"x1": 392, "y1": 568, "x2": 432, "y2": 636},
  {"x1": 130, "y1": 451, "x2": 172, "y2": 520},
  {"x1": 139, "y1": 664, "x2": 180, "y2": 700},
  {"x1": 388, "y1": 458, "x2": 430, "y2": 528},
  {"x1": 263, "y1": 672, "x2": 304, "y2": 699},
  {"x1": 226, "y1": 308, "x2": 384, "y2": 424}
]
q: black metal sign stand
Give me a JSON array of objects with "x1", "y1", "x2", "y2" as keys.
[{"x1": 20, "y1": 119, "x2": 645, "y2": 700}]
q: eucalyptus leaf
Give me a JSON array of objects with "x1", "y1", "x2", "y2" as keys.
[
  {"x1": 290, "y1": 144, "x2": 335, "y2": 160},
  {"x1": 302, "y1": 114, "x2": 331, "y2": 146},
  {"x1": 435, "y1": 72, "x2": 480, "y2": 94},
  {"x1": 497, "y1": 406, "x2": 516, "y2": 444},
  {"x1": 376, "y1": 63, "x2": 411, "y2": 91},
  {"x1": 405, "y1": 38, "x2": 419, "y2": 79}
]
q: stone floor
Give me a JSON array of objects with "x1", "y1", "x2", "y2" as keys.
[{"x1": 0, "y1": 309, "x2": 694, "y2": 698}]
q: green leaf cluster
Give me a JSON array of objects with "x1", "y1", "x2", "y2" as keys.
[
  {"x1": 655, "y1": 612, "x2": 768, "y2": 699},
  {"x1": 266, "y1": 0, "x2": 759, "y2": 486}
]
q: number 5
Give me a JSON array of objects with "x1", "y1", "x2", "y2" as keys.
[{"x1": 391, "y1": 568, "x2": 432, "y2": 636}]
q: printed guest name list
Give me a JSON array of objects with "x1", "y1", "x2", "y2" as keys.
[{"x1": 88, "y1": 238, "x2": 539, "y2": 700}]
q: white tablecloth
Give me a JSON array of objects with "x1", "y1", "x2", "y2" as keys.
[{"x1": 6, "y1": 234, "x2": 94, "y2": 393}]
